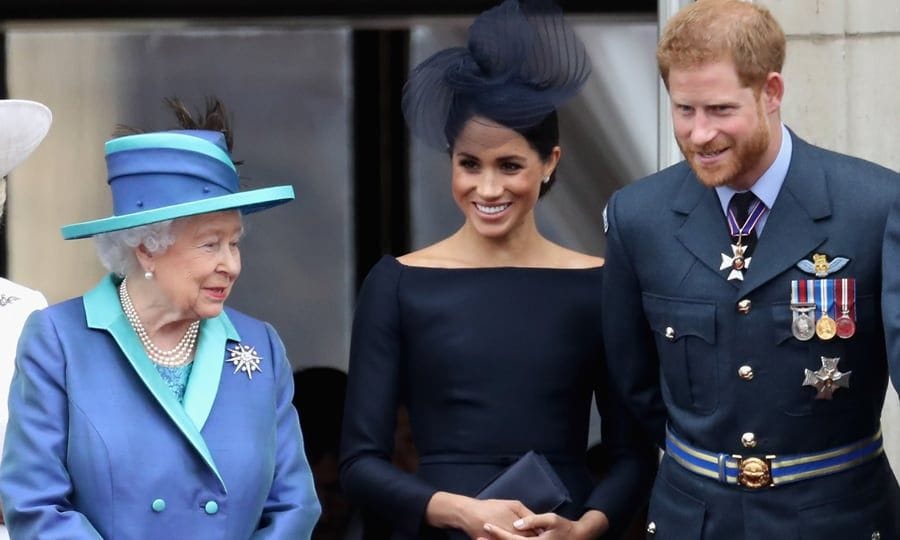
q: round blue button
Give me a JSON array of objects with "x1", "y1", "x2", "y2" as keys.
[
  {"x1": 151, "y1": 499, "x2": 166, "y2": 512},
  {"x1": 204, "y1": 500, "x2": 219, "y2": 515}
]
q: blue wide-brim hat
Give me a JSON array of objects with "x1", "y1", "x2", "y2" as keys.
[{"x1": 61, "y1": 129, "x2": 294, "y2": 240}]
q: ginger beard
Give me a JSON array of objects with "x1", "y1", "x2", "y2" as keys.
[{"x1": 679, "y1": 102, "x2": 771, "y2": 189}]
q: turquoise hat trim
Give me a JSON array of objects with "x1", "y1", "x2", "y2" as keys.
[
  {"x1": 105, "y1": 132, "x2": 236, "y2": 172},
  {"x1": 61, "y1": 185, "x2": 294, "y2": 240},
  {"x1": 62, "y1": 129, "x2": 295, "y2": 240}
]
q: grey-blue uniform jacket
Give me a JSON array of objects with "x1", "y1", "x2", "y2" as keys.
[{"x1": 602, "y1": 129, "x2": 900, "y2": 540}]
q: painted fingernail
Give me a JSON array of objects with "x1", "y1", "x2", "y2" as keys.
[{"x1": 514, "y1": 519, "x2": 524, "y2": 529}]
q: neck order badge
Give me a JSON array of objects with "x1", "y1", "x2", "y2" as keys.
[{"x1": 720, "y1": 191, "x2": 766, "y2": 281}]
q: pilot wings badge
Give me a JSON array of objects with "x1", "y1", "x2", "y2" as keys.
[{"x1": 797, "y1": 253, "x2": 849, "y2": 277}]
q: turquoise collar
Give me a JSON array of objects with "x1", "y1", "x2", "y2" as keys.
[{"x1": 83, "y1": 274, "x2": 240, "y2": 490}]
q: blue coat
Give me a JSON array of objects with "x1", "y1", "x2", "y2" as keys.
[
  {"x1": 602, "y1": 131, "x2": 900, "y2": 539},
  {"x1": 0, "y1": 275, "x2": 321, "y2": 539}
]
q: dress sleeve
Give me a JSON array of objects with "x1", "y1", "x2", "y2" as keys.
[
  {"x1": 0, "y1": 310, "x2": 103, "y2": 539},
  {"x1": 251, "y1": 323, "x2": 322, "y2": 539},
  {"x1": 582, "y1": 337, "x2": 658, "y2": 535},
  {"x1": 339, "y1": 257, "x2": 437, "y2": 535}
]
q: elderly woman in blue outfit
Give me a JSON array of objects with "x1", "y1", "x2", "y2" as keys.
[{"x1": 0, "y1": 99, "x2": 321, "y2": 539}]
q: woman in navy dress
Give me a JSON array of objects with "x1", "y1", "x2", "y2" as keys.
[{"x1": 339, "y1": 1, "x2": 657, "y2": 539}]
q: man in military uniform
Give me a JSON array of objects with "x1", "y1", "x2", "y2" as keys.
[{"x1": 601, "y1": 1, "x2": 900, "y2": 538}]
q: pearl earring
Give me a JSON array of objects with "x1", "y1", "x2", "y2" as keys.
[
  {"x1": 144, "y1": 271, "x2": 154, "y2": 280},
  {"x1": 542, "y1": 175, "x2": 551, "y2": 184}
]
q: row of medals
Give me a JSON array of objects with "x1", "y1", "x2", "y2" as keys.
[{"x1": 791, "y1": 301, "x2": 855, "y2": 341}]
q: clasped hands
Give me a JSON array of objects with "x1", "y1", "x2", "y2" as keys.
[{"x1": 426, "y1": 492, "x2": 608, "y2": 540}]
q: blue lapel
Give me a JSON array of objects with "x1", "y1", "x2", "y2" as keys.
[
  {"x1": 184, "y1": 314, "x2": 239, "y2": 434},
  {"x1": 83, "y1": 275, "x2": 240, "y2": 491},
  {"x1": 738, "y1": 133, "x2": 829, "y2": 296},
  {"x1": 672, "y1": 132, "x2": 829, "y2": 295},
  {"x1": 672, "y1": 167, "x2": 737, "y2": 286}
]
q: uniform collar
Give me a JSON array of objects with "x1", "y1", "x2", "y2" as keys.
[
  {"x1": 715, "y1": 123, "x2": 793, "y2": 215},
  {"x1": 670, "y1": 128, "x2": 829, "y2": 295}
]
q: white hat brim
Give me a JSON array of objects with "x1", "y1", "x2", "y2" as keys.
[{"x1": 0, "y1": 99, "x2": 53, "y2": 178}]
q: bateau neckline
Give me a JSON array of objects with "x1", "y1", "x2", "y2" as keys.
[{"x1": 384, "y1": 254, "x2": 603, "y2": 272}]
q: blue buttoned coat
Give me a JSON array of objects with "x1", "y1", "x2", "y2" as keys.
[
  {"x1": 0, "y1": 275, "x2": 321, "y2": 539},
  {"x1": 602, "y1": 130, "x2": 900, "y2": 539}
]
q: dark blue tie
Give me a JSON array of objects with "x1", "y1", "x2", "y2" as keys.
[{"x1": 729, "y1": 191, "x2": 760, "y2": 255}]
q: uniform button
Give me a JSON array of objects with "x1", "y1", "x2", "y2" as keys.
[
  {"x1": 665, "y1": 327, "x2": 676, "y2": 340},
  {"x1": 151, "y1": 499, "x2": 166, "y2": 512},
  {"x1": 738, "y1": 365, "x2": 754, "y2": 380},
  {"x1": 737, "y1": 299, "x2": 752, "y2": 314},
  {"x1": 741, "y1": 432, "x2": 757, "y2": 448},
  {"x1": 204, "y1": 500, "x2": 219, "y2": 515},
  {"x1": 646, "y1": 521, "x2": 657, "y2": 535}
]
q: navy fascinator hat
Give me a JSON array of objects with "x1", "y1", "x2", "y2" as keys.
[{"x1": 402, "y1": 0, "x2": 592, "y2": 149}]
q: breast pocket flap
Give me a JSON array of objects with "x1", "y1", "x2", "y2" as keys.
[{"x1": 642, "y1": 293, "x2": 716, "y2": 345}]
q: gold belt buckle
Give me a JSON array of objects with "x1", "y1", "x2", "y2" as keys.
[{"x1": 733, "y1": 455, "x2": 775, "y2": 488}]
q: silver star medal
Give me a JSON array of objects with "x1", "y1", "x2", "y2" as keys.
[
  {"x1": 802, "y1": 356, "x2": 851, "y2": 400},
  {"x1": 720, "y1": 243, "x2": 751, "y2": 281},
  {"x1": 227, "y1": 344, "x2": 263, "y2": 380}
]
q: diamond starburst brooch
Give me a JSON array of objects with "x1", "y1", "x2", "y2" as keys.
[{"x1": 227, "y1": 344, "x2": 263, "y2": 380}]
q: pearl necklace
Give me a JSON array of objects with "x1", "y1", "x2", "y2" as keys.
[{"x1": 118, "y1": 278, "x2": 200, "y2": 368}]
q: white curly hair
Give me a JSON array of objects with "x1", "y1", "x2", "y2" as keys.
[{"x1": 93, "y1": 220, "x2": 176, "y2": 277}]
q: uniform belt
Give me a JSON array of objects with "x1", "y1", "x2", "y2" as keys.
[{"x1": 665, "y1": 426, "x2": 884, "y2": 489}]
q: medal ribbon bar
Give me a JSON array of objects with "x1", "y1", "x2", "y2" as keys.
[
  {"x1": 790, "y1": 280, "x2": 817, "y2": 341},
  {"x1": 814, "y1": 279, "x2": 835, "y2": 319},
  {"x1": 727, "y1": 198, "x2": 767, "y2": 240}
]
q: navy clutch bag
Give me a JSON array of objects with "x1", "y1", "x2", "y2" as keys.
[{"x1": 475, "y1": 451, "x2": 571, "y2": 513}]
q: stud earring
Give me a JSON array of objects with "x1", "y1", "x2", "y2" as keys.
[
  {"x1": 542, "y1": 175, "x2": 551, "y2": 184},
  {"x1": 144, "y1": 270, "x2": 154, "y2": 280}
]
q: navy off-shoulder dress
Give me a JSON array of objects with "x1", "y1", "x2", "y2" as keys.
[{"x1": 340, "y1": 255, "x2": 656, "y2": 539}]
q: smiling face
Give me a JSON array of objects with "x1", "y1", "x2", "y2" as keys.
[
  {"x1": 669, "y1": 59, "x2": 782, "y2": 190},
  {"x1": 450, "y1": 117, "x2": 559, "y2": 241},
  {"x1": 143, "y1": 210, "x2": 244, "y2": 321}
]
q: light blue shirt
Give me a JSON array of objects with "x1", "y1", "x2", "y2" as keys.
[{"x1": 715, "y1": 123, "x2": 792, "y2": 236}]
